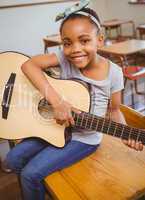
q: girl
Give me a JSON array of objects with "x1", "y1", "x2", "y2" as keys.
[{"x1": 6, "y1": 2, "x2": 143, "y2": 200}]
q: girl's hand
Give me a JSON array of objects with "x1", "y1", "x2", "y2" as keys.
[
  {"x1": 52, "y1": 99, "x2": 81, "y2": 127},
  {"x1": 122, "y1": 139, "x2": 143, "y2": 151}
]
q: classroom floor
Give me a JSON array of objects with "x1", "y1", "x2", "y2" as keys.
[
  {"x1": 0, "y1": 168, "x2": 21, "y2": 200},
  {"x1": 0, "y1": 162, "x2": 51, "y2": 200}
]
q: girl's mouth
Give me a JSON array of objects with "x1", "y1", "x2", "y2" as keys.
[{"x1": 70, "y1": 55, "x2": 87, "y2": 62}]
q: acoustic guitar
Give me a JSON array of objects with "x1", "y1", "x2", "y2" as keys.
[{"x1": 0, "y1": 52, "x2": 145, "y2": 147}]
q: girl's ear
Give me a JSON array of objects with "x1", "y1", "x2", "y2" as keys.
[{"x1": 97, "y1": 33, "x2": 104, "y2": 48}]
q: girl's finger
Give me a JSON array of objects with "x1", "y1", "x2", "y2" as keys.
[
  {"x1": 69, "y1": 117, "x2": 75, "y2": 126},
  {"x1": 128, "y1": 139, "x2": 132, "y2": 146},
  {"x1": 131, "y1": 140, "x2": 135, "y2": 148},
  {"x1": 65, "y1": 121, "x2": 70, "y2": 127},
  {"x1": 56, "y1": 119, "x2": 65, "y2": 125},
  {"x1": 134, "y1": 142, "x2": 139, "y2": 151},
  {"x1": 72, "y1": 107, "x2": 81, "y2": 114},
  {"x1": 122, "y1": 139, "x2": 128, "y2": 145},
  {"x1": 139, "y1": 142, "x2": 143, "y2": 151}
]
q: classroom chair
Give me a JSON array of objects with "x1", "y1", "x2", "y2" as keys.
[{"x1": 122, "y1": 65, "x2": 145, "y2": 107}]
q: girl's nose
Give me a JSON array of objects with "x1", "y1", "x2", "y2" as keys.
[{"x1": 71, "y1": 43, "x2": 81, "y2": 53}]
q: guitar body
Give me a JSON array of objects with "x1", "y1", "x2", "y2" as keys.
[{"x1": 0, "y1": 52, "x2": 90, "y2": 147}]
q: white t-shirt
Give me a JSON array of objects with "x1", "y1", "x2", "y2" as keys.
[{"x1": 55, "y1": 50, "x2": 124, "y2": 145}]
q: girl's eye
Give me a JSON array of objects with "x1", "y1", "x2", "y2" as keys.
[
  {"x1": 81, "y1": 39, "x2": 90, "y2": 44},
  {"x1": 63, "y1": 42, "x2": 71, "y2": 47}
]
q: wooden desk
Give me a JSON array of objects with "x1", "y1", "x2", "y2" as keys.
[
  {"x1": 98, "y1": 39, "x2": 145, "y2": 65},
  {"x1": 43, "y1": 35, "x2": 61, "y2": 53},
  {"x1": 102, "y1": 19, "x2": 136, "y2": 40},
  {"x1": 45, "y1": 105, "x2": 145, "y2": 200},
  {"x1": 137, "y1": 24, "x2": 145, "y2": 39}
]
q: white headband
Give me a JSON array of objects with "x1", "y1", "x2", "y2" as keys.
[{"x1": 75, "y1": 11, "x2": 101, "y2": 31}]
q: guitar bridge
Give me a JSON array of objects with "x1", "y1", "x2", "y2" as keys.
[{"x1": 1, "y1": 73, "x2": 16, "y2": 119}]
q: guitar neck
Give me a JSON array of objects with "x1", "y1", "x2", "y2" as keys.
[{"x1": 73, "y1": 112, "x2": 145, "y2": 145}]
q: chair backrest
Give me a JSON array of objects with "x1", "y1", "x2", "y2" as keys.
[
  {"x1": 137, "y1": 25, "x2": 145, "y2": 40},
  {"x1": 120, "y1": 104, "x2": 145, "y2": 129}
]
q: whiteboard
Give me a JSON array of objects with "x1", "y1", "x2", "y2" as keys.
[{"x1": 0, "y1": 0, "x2": 73, "y2": 8}]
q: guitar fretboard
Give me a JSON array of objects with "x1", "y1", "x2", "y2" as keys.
[
  {"x1": 72, "y1": 112, "x2": 145, "y2": 145},
  {"x1": 38, "y1": 99, "x2": 145, "y2": 145}
]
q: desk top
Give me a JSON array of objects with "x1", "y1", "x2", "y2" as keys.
[
  {"x1": 102, "y1": 19, "x2": 133, "y2": 28},
  {"x1": 45, "y1": 135, "x2": 145, "y2": 200},
  {"x1": 137, "y1": 24, "x2": 145, "y2": 30},
  {"x1": 43, "y1": 35, "x2": 61, "y2": 45},
  {"x1": 98, "y1": 39, "x2": 145, "y2": 56}
]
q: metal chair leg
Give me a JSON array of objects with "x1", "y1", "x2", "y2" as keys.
[
  {"x1": 0, "y1": 140, "x2": 15, "y2": 173},
  {"x1": 8, "y1": 140, "x2": 16, "y2": 149},
  {"x1": 122, "y1": 78, "x2": 128, "y2": 104},
  {"x1": 131, "y1": 82, "x2": 135, "y2": 108},
  {"x1": 135, "y1": 79, "x2": 145, "y2": 95}
]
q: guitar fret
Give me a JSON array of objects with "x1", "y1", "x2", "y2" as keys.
[
  {"x1": 95, "y1": 117, "x2": 100, "y2": 131},
  {"x1": 80, "y1": 115, "x2": 86, "y2": 129},
  {"x1": 136, "y1": 129, "x2": 141, "y2": 142},
  {"x1": 108, "y1": 121, "x2": 116, "y2": 136},
  {"x1": 121, "y1": 126, "x2": 131, "y2": 140},
  {"x1": 84, "y1": 114, "x2": 89, "y2": 129},
  {"x1": 90, "y1": 115, "x2": 95, "y2": 130},
  {"x1": 106, "y1": 120, "x2": 111, "y2": 134},
  {"x1": 80, "y1": 113, "x2": 85, "y2": 127},
  {"x1": 102, "y1": 120, "x2": 110, "y2": 134},
  {"x1": 113, "y1": 124, "x2": 118, "y2": 137},
  {"x1": 114, "y1": 124, "x2": 123, "y2": 138},
  {"x1": 78, "y1": 113, "x2": 85, "y2": 128},
  {"x1": 120, "y1": 125, "x2": 125, "y2": 138},
  {"x1": 131, "y1": 128, "x2": 139, "y2": 141},
  {"x1": 87, "y1": 115, "x2": 94, "y2": 130},
  {"x1": 73, "y1": 111, "x2": 145, "y2": 146},
  {"x1": 100, "y1": 118, "x2": 105, "y2": 132},
  {"x1": 128, "y1": 127, "x2": 132, "y2": 140},
  {"x1": 76, "y1": 113, "x2": 79, "y2": 126},
  {"x1": 97, "y1": 118, "x2": 104, "y2": 132},
  {"x1": 140, "y1": 130, "x2": 145, "y2": 145}
]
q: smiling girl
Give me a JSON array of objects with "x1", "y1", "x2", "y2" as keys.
[{"x1": 6, "y1": 1, "x2": 143, "y2": 200}]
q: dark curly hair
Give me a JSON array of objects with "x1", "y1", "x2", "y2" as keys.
[{"x1": 59, "y1": 7, "x2": 101, "y2": 34}]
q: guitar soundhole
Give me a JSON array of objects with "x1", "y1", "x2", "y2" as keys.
[{"x1": 38, "y1": 98, "x2": 54, "y2": 120}]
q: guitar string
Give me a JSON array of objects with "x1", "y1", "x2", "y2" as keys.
[
  {"x1": 39, "y1": 104, "x2": 145, "y2": 141},
  {"x1": 73, "y1": 112, "x2": 145, "y2": 141},
  {"x1": 40, "y1": 104, "x2": 145, "y2": 141},
  {"x1": 75, "y1": 112, "x2": 145, "y2": 138},
  {"x1": 75, "y1": 117, "x2": 145, "y2": 142}
]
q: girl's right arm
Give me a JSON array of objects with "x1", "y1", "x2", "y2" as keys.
[{"x1": 21, "y1": 53, "x2": 77, "y2": 126}]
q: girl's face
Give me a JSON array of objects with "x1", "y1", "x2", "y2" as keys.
[{"x1": 61, "y1": 17, "x2": 103, "y2": 69}]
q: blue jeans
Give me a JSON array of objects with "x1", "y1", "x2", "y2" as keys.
[{"x1": 6, "y1": 138, "x2": 99, "y2": 200}]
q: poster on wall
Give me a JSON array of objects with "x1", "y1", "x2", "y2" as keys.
[{"x1": 0, "y1": 0, "x2": 76, "y2": 8}]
